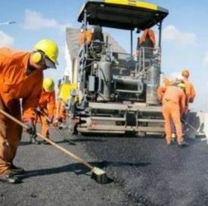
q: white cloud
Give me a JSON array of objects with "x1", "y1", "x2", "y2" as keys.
[
  {"x1": 0, "y1": 30, "x2": 14, "y2": 47},
  {"x1": 163, "y1": 25, "x2": 197, "y2": 46},
  {"x1": 23, "y1": 9, "x2": 70, "y2": 32}
]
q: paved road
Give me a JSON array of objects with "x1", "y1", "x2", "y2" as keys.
[{"x1": 1, "y1": 129, "x2": 208, "y2": 206}]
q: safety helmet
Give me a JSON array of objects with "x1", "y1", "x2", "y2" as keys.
[
  {"x1": 176, "y1": 74, "x2": 184, "y2": 81},
  {"x1": 43, "y1": 78, "x2": 55, "y2": 92},
  {"x1": 34, "y1": 39, "x2": 59, "y2": 66},
  {"x1": 182, "y1": 69, "x2": 190, "y2": 78},
  {"x1": 177, "y1": 83, "x2": 186, "y2": 89}
]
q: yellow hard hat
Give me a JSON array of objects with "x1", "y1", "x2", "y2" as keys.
[
  {"x1": 43, "y1": 78, "x2": 55, "y2": 92},
  {"x1": 178, "y1": 83, "x2": 186, "y2": 89},
  {"x1": 34, "y1": 39, "x2": 59, "y2": 67}
]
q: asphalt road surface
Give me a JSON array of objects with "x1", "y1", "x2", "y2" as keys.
[{"x1": 1, "y1": 129, "x2": 208, "y2": 206}]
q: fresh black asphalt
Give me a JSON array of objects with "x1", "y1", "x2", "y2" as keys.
[{"x1": 1, "y1": 129, "x2": 208, "y2": 206}]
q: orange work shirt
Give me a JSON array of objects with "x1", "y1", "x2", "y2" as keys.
[
  {"x1": 0, "y1": 48, "x2": 43, "y2": 121},
  {"x1": 79, "y1": 30, "x2": 93, "y2": 46},
  {"x1": 38, "y1": 89, "x2": 56, "y2": 117}
]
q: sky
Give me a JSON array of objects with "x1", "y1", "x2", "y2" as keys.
[{"x1": 0, "y1": 0, "x2": 208, "y2": 111}]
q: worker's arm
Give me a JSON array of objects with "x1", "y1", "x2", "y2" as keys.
[
  {"x1": 22, "y1": 73, "x2": 43, "y2": 122},
  {"x1": 162, "y1": 77, "x2": 173, "y2": 87},
  {"x1": 189, "y1": 83, "x2": 196, "y2": 103},
  {"x1": 47, "y1": 91, "x2": 56, "y2": 118},
  {"x1": 157, "y1": 86, "x2": 166, "y2": 103}
]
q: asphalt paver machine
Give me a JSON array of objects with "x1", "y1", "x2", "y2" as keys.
[{"x1": 69, "y1": 0, "x2": 169, "y2": 135}]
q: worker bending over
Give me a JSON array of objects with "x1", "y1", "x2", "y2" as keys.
[
  {"x1": 0, "y1": 39, "x2": 59, "y2": 183},
  {"x1": 33, "y1": 78, "x2": 56, "y2": 144},
  {"x1": 160, "y1": 80, "x2": 188, "y2": 146}
]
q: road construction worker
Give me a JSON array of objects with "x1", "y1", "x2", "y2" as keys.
[
  {"x1": 55, "y1": 77, "x2": 69, "y2": 128},
  {"x1": 181, "y1": 69, "x2": 196, "y2": 103},
  {"x1": 161, "y1": 80, "x2": 188, "y2": 146},
  {"x1": 33, "y1": 78, "x2": 56, "y2": 144},
  {"x1": 136, "y1": 28, "x2": 156, "y2": 58},
  {"x1": 0, "y1": 39, "x2": 59, "y2": 183},
  {"x1": 56, "y1": 100, "x2": 66, "y2": 122},
  {"x1": 79, "y1": 27, "x2": 93, "y2": 46},
  {"x1": 140, "y1": 28, "x2": 156, "y2": 48}
]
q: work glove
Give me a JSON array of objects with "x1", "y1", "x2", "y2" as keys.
[{"x1": 25, "y1": 122, "x2": 36, "y2": 135}]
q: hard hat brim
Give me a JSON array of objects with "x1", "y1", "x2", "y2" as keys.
[{"x1": 45, "y1": 57, "x2": 56, "y2": 69}]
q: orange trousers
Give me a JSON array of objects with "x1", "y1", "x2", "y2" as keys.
[
  {"x1": 0, "y1": 97, "x2": 22, "y2": 175},
  {"x1": 162, "y1": 102, "x2": 183, "y2": 144},
  {"x1": 56, "y1": 100, "x2": 66, "y2": 123}
]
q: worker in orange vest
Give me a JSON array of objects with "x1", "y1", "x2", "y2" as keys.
[
  {"x1": 136, "y1": 28, "x2": 156, "y2": 58},
  {"x1": 33, "y1": 78, "x2": 56, "y2": 144},
  {"x1": 161, "y1": 81, "x2": 188, "y2": 147},
  {"x1": 0, "y1": 39, "x2": 59, "y2": 183}
]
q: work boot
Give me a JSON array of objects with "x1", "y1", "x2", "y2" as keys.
[
  {"x1": 11, "y1": 164, "x2": 25, "y2": 175},
  {"x1": 0, "y1": 172, "x2": 21, "y2": 184},
  {"x1": 178, "y1": 140, "x2": 189, "y2": 148},
  {"x1": 167, "y1": 141, "x2": 174, "y2": 146}
]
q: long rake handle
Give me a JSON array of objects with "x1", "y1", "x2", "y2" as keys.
[{"x1": 0, "y1": 109, "x2": 93, "y2": 170}]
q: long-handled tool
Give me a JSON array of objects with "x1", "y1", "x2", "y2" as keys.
[
  {"x1": 0, "y1": 109, "x2": 109, "y2": 184},
  {"x1": 36, "y1": 108, "x2": 76, "y2": 145},
  {"x1": 182, "y1": 118, "x2": 206, "y2": 143},
  {"x1": 182, "y1": 118, "x2": 205, "y2": 135}
]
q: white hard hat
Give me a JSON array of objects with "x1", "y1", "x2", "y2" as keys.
[{"x1": 176, "y1": 74, "x2": 184, "y2": 81}]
